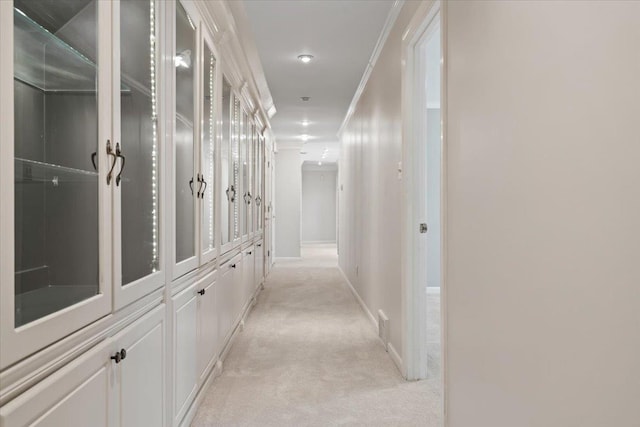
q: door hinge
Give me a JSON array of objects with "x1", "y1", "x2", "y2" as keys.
[{"x1": 419, "y1": 223, "x2": 428, "y2": 233}]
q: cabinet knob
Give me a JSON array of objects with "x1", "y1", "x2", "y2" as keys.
[
  {"x1": 111, "y1": 352, "x2": 122, "y2": 364},
  {"x1": 120, "y1": 348, "x2": 127, "y2": 360},
  {"x1": 247, "y1": 251, "x2": 252, "y2": 255},
  {"x1": 231, "y1": 264, "x2": 236, "y2": 269},
  {"x1": 198, "y1": 289, "x2": 205, "y2": 296}
]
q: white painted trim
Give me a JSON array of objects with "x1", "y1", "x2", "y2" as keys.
[
  {"x1": 401, "y1": 0, "x2": 447, "y2": 423},
  {"x1": 337, "y1": 0, "x2": 405, "y2": 137},
  {"x1": 301, "y1": 240, "x2": 337, "y2": 245},
  {"x1": 338, "y1": 267, "x2": 377, "y2": 329},
  {"x1": 426, "y1": 287, "x2": 441, "y2": 295},
  {"x1": 273, "y1": 257, "x2": 302, "y2": 261},
  {"x1": 337, "y1": 267, "x2": 405, "y2": 376},
  {"x1": 178, "y1": 357, "x2": 223, "y2": 427},
  {"x1": 387, "y1": 343, "x2": 404, "y2": 374}
]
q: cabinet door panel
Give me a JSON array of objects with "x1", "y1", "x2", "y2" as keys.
[
  {"x1": 113, "y1": 0, "x2": 163, "y2": 309},
  {"x1": 117, "y1": 306, "x2": 165, "y2": 427},
  {"x1": 0, "y1": 341, "x2": 112, "y2": 427},
  {"x1": 232, "y1": 257, "x2": 244, "y2": 322},
  {"x1": 255, "y1": 241, "x2": 264, "y2": 288},
  {"x1": 173, "y1": 285, "x2": 198, "y2": 423},
  {"x1": 217, "y1": 264, "x2": 234, "y2": 343},
  {"x1": 198, "y1": 279, "x2": 218, "y2": 381}
]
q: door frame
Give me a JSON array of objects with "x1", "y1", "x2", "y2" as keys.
[{"x1": 400, "y1": 0, "x2": 447, "y2": 416}]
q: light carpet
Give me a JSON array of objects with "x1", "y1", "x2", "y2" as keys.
[{"x1": 192, "y1": 244, "x2": 442, "y2": 426}]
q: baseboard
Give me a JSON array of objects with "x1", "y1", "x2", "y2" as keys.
[
  {"x1": 426, "y1": 287, "x2": 441, "y2": 295},
  {"x1": 301, "y1": 240, "x2": 337, "y2": 244},
  {"x1": 179, "y1": 359, "x2": 223, "y2": 427},
  {"x1": 274, "y1": 256, "x2": 302, "y2": 261},
  {"x1": 387, "y1": 342, "x2": 404, "y2": 374},
  {"x1": 337, "y1": 267, "x2": 405, "y2": 376},
  {"x1": 337, "y1": 266, "x2": 378, "y2": 330}
]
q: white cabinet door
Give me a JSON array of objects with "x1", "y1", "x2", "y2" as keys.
[
  {"x1": 217, "y1": 261, "x2": 235, "y2": 344},
  {"x1": 0, "y1": 340, "x2": 112, "y2": 427},
  {"x1": 232, "y1": 256, "x2": 245, "y2": 323},
  {"x1": 0, "y1": 0, "x2": 113, "y2": 371},
  {"x1": 243, "y1": 248, "x2": 255, "y2": 303},
  {"x1": 115, "y1": 305, "x2": 165, "y2": 427},
  {"x1": 111, "y1": 0, "x2": 165, "y2": 310},
  {"x1": 172, "y1": 283, "x2": 198, "y2": 425},
  {"x1": 255, "y1": 240, "x2": 264, "y2": 288},
  {"x1": 197, "y1": 277, "x2": 218, "y2": 382}
]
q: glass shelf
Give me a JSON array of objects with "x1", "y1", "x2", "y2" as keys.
[
  {"x1": 15, "y1": 157, "x2": 98, "y2": 185},
  {"x1": 14, "y1": 7, "x2": 129, "y2": 93}
]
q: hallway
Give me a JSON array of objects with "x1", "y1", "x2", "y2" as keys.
[{"x1": 192, "y1": 245, "x2": 441, "y2": 426}]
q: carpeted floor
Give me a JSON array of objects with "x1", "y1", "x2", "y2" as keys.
[{"x1": 192, "y1": 244, "x2": 442, "y2": 426}]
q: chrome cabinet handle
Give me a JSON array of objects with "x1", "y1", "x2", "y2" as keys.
[
  {"x1": 200, "y1": 176, "x2": 207, "y2": 199},
  {"x1": 255, "y1": 195, "x2": 262, "y2": 206},
  {"x1": 244, "y1": 192, "x2": 252, "y2": 205},
  {"x1": 91, "y1": 152, "x2": 97, "y2": 171},
  {"x1": 196, "y1": 174, "x2": 203, "y2": 198},
  {"x1": 115, "y1": 143, "x2": 125, "y2": 186},
  {"x1": 226, "y1": 185, "x2": 236, "y2": 202},
  {"x1": 106, "y1": 140, "x2": 118, "y2": 185},
  {"x1": 189, "y1": 177, "x2": 194, "y2": 195}
]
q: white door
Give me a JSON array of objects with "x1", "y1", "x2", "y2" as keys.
[
  {"x1": 172, "y1": 283, "x2": 198, "y2": 425},
  {"x1": 197, "y1": 276, "x2": 218, "y2": 382},
  {"x1": 114, "y1": 306, "x2": 165, "y2": 427},
  {"x1": 0, "y1": 340, "x2": 113, "y2": 427},
  {"x1": 0, "y1": 0, "x2": 113, "y2": 369}
]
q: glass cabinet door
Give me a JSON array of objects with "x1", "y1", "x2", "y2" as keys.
[
  {"x1": 200, "y1": 40, "x2": 216, "y2": 262},
  {"x1": 248, "y1": 122, "x2": 256, "y2": 236},
  {"x1": 220, "y1": 77, "x2": 231, "y2": 248},
  {"x1": 112, "y1": 0, "x2": 163, "y2": 308},
  {"x1": 174, "y1": 1, "x2": 197, "y2": 276},
  {"x1": 232, "y1": 96, "x2": 241, "y2": 242},
  {"x1": 1, "y1": 0, "x2": 112, "y2": 368},
  {"x1": 240, "y1": 110, "x2": 248, "y2": 239}
]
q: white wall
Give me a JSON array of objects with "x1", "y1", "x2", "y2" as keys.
[
  {"x1": 445, "y1": 1, "x2": 640, "y2": 425},
  {"x1": 338, "y1": 1, "x2": 423, "y2": 364},
  {"x1": 302, "y1": 166, "x2": 337, "y2": 243},
  {"x1": 274, "y1": 147, "x2": 302, "y2": 257}
]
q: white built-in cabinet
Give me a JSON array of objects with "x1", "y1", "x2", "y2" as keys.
[
  {"x1": 0, "y1": 0, "x2": 165, "y2": 370},
  {"x1": 0, "y1": 306, "x2": 166, "y2": 427},
  {"x1": 0, "y1": 0, "x2": 270, "y2": 425}
]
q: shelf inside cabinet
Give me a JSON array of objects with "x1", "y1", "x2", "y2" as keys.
[
  {"x1": 14, "y1": 7, "x2": 129, "y2": 93},
  {"x1": 15, "y1": 157, "x2": 98, "y2": 185},
  {"x1": 15, "y1": 285, "x2": 98, "y2": 327}
]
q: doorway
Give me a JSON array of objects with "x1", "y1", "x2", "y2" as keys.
[{"x1": 401, "y1": 0, "x2": 444, "y2": 415}]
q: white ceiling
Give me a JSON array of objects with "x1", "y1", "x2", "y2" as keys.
[{"x1": 242, "y1": 0, "x2": 394, "y2": 164}]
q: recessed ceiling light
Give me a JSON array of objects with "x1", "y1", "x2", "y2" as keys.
[
  {"x1": 300, "y1": 135, "x2": 310, "y2": 142},
  {"x1": 301, "y1": 120, "x2": 309, "y2": 127},
  {"x1": 298, "y1": 54, "x2": 314, "y2": 63},
  {"x1": 318, "y1": 162, "x2": 322, "y2": 166}
]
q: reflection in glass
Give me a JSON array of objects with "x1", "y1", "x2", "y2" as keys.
[
  {"x1": 175, "y1": 2, "x2": 195, "y2": 263},
  {"x1": 13, "y1": 0, "x2": 99, "y2": 326},
  {"x1": 120, "y1": 0, "x2": 159, "y2": 284},
  {"x1": 221, "y1": 78, "x2": 231, "y2": 245},
  {"x1": 232, "y1": 98, "x2": 240, "y2": 240},
  {"x1": 240, "y1": 111, "x2": 248, "y2": 237},
  {"x1": 202, "y1": 44, "x2": 216, "y2": 253}
]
